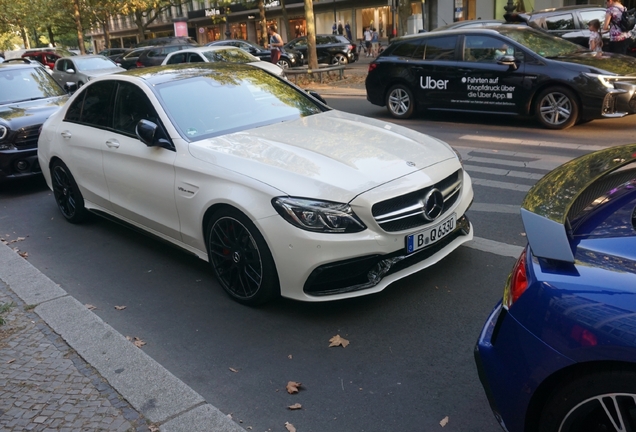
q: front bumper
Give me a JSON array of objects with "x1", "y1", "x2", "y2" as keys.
[
  {"x1": 600, "y1": 81, "x2": 636, "y2": 118},
  {"x1": 0, "y1": 148, "x2": 41, "y2": 181},
  {"x1": 475, "y1": 303, "x2": 575, "y2": 432}
]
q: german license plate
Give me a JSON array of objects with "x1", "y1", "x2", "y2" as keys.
[{"x1": 406, "y1": 213, "x2": 456, "y2": 254}]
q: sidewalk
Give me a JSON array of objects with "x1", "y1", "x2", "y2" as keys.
[
  {"x1": 0, "y1": 243, "x2": 243, "y2": 432},
  {"x1": 296, "y1": 53, "x2": 371, "y2": 97}
]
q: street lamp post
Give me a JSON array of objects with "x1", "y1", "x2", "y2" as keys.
[
  {"x1": 421, "y1": 0, "x2": 426, "y2": 32},
  {"x1": 333, "y1": 0, "x2": 336, "y2": 24},
  {"x1": 225, "y1": 6, "x2": 231, "y2": 39}
]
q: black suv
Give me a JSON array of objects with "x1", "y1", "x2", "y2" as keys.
[
  {"x1": 520, "y1": 5, "x2": 611, "y2": 51},
  {"x1": 207, "y1": 39, "x2": 303, "y2": 69},
  {"x1": 284, "y1": 34, "x2": 358, "y2": 65},
  {"x1": 135, "y1": 44, "x2": 197, "y2": 68},
  {"x1": 0, "y1": 63, "x2": 68, "y2": 181}
]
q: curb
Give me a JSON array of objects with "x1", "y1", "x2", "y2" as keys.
[{"x1": 0, "y1": 242, "x2": 244, "y2": 432}]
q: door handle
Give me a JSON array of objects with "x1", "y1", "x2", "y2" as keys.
[
  {"x1": 60, "y1": 131, "x2": 72, "y2": 139},
  {"x1": 105, "y1": 139, "x2": 120, "y2": 148}
]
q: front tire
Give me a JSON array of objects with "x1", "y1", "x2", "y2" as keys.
[
  {"x1": 539, "y1": 369, "x2": 636, "y2": 432},
  {"x1": 50, "y1": 160, "x2": 88, "y2": 224},
  {"x1": 386, "y1": 84, "x2": 415, "y2": 119},
  {"x1": 206, "y1": 208, "x2": 280, "y2": 305},
  {"x1": 277, "y1": 58, "x2": 291, "y2": 69},
  {"x1": 535, "y1": 86, "x2": 578, "y2": 130}
]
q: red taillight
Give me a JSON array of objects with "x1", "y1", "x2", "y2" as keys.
[
  {"x1": 348, "y1": 44, "x2": 354, "y2": 51},
  {"x1": 503, "y1": 249, "x2": 528, "y2": 309},
  {"x1": 368, "y1": 63, "x2": 378, "y2": 73},
  {"x1": 136, "y1": 61, "x2": 144, "y2": 67}
]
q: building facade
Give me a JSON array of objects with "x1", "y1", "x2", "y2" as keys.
[{"x1": 88, "y1": 0, "x2": 596, "y2": 52}]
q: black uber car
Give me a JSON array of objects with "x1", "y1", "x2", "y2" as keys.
[
  {"x1": 206, "y1": 39, "x2": 303, "y2": 69},
  {"x1": 284, "y1": 34, "x2": 358, "y2": 65},
  {"x1": 366, "y1": 26, "x2": 636, "y2": 129},
  {"x1": 0, "y1": 63, "x2": 68, "y2": 181}
]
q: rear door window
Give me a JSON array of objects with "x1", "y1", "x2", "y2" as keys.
[{"x1": 64, "y1": 81, "x2": 116, "y2": 127}]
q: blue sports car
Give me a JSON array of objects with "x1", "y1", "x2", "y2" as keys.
[{"x1": 475, "y1": 144, "x2": 636, "y2": 432}]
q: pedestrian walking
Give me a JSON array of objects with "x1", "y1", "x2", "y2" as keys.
[
  {"x1": 338, "y1": 21, "x2": 344, "y2": 35},
  {"x1": 267, "y1": 25, "x2": 284, "y2": 65},
  {"x1": 603, "y1": 0, "x2": 629, "y2": 54},
  {"x1": 364, "y1": 27, "x2": 372, "y2": 56},
  {"x1": 332, "y1": 22, "x2": 337, "y2": 35},
  {"x1": 345, "y1": 21, "x2": 352, "y2": 40},
  {"x1": 371, "y1": 27, "x2": 379, "y2": 57}
]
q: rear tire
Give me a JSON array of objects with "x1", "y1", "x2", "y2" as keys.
[
  {"x1": 50, "y1": 160, "x2": 88, "y2": 224},
  {"x1": 386, "y1": 84, "x2": 415, "y2": 119},
  {"x1": 538, "y1": 369, "x2": 636, "y2": 432},
  {"x1": 277, "y1": 58, "x2": 291, "y2": 69},
  {"x1": 206, "y1": 208, "x2": 280, "y2": 305},
  {"x1": 535, "y1": 86, "x2": 578, "y2": 130}
]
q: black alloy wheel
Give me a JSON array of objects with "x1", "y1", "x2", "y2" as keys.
[
  {"x1": 539, "y1": 369, "x2": 636, "y2": 432},
  {"x1": 50, "y1": 160, "x2": 88, "y2": 223},
  {"x1": 206, "y1": 208, "x2": 279, "y2": 305},
  {"x1": 535, "y1": 86, "x2": 579, "y2": 130},
  {"x1": 386, "y1": 84, "x2": 415, "y2": 119}
]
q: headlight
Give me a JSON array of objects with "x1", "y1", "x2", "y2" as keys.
[
  {"x1": 585, "y1": 73, "x2": 618, "y2": 89},
  {"x1": 272, "y1": 197, "x2": 366, "y2": 233}
]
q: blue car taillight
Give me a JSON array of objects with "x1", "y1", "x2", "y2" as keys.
[{"x1": 503, "y1": 248, "x2": 528, "y2": 310}]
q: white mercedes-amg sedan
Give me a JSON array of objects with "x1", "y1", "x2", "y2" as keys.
[{"x1": 38, "y1": 63, "x2": 474, "y2": 305}]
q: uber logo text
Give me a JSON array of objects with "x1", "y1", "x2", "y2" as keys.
[{"x1": 421, "y1": 76, "x2": 449, "y2": 90}]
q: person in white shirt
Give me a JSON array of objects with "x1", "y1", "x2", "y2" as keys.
[{"x1": 364, "y1": 27, "x2": 372, "y2": 57}]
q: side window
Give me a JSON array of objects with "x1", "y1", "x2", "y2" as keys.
[
  {"x1": 579, "y1": 10, "x2": 606, "y2": 27},
  {"x1": 65, "y1": 81, "x2": 116, "y2": 127},
  {"x1": 423, "y1": 36, "x2": 458, "y2": 60},
  {"x1": 56, "y1": 60, "x2": 66, "y2": 71},
  {"x1": 391, "y1": 39, "x2": 424, "y2": 58},
  {"x1": 463, "y1": 35, "x2": 515, "y2": 63},
  {"x1": 164, "y1": 46, "x2": 182, "y2": 54},
  {"x1": 147, "y1": 49, "x2": 161, "y2": 58},
  {"x1": 545, "y1": 14, "x2": 575, "y2": 30},
  {"x1": 187, "y1": 53, "x2": 204, "y2": 63},
  {"x1": 316, "y1": 36, "x2": 331, "y2": 45},
  {"x1": 113, "y1": 82, "x2": 159, "y2": 136},
  {"x1": 167, "y1": 53, "x2": 186, "y2": 64}
]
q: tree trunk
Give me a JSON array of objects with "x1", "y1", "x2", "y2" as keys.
[
  {"x1": 135, "y1": 12, "x2": 146, "y2": 41},
  {"x1": 397, "y1": 0, "x2": 410, "y2": 37},
  {"x1": 258, "y1": 0, "x2": 267, "y2": 46},
  {"x1": 281, "y1": 0, "x2": 291, "y2": 42},
  {"x1": 20, "y1": 26, "x2": 30, "y2": 49},
  {"x1": 47, "y1": 26, "x2": 55, "y2": 47},
  {"x1": 73, "y1": 0, "x2": 85, "y2": 53},
  {"x1": 102, "y1": 16, "x2": 111, "y2": 49},
  {"x1": 304, "y1": 0, "x2": 318, "y2": 69}
]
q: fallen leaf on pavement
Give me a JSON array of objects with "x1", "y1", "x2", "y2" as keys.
[
  {"x1": 285, "y1": 422, "x2": 296, "y2": 432},
  {"x1": 18, "y1": 251, "x2": 28, "y2": 259},
  {"x1": 114, "y1": 305, "x2": 126, "y2": 310},
  {"x1": 229, "y1": 367, "x2": 238, "y2": 373},
  {"x1": 126, "y1": 336, "x2": 146, "y2": 348},
  {"x1": 148, "y1": 425, "x2": 160, "y2": 432},
  {"x1": 440, "y1": 416, "x2": 449, "y2": 427},
  {"x1": 329, "y1": 334, "x2": 350, "y2": 348},
  {"x1": 7, "y1": 359, "x2": 15, "y2": 364},
  {"x1": 286, "y1": 381, "x2": 302, "y2": 394},
  {"x1": 288, "y1": 403, "x2": 302, "y2": 410},
  {"x1": 288, "y1": 354, "x2": 292, "y2": 359},
  {"x1": 85, "y1": 304, "x2": 97, "y2": 310}
]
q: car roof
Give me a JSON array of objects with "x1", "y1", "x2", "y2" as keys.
[
  {"x1": 120, "y1": 63, "x2": 261, "y2": 86},
  {"x1": 175, "y1": 46, "x2": 244, "y2": 53},
  {"x1": 525, "y1": 4, "x2": 604, "y2": 15},
  {"x1": 0, "y1": 62, "x2": 40, "y2": 70}
]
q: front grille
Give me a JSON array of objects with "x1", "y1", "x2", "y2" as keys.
[
  {"x1": 372, "y1": 170, "x2": 461, "y2": 232},
  {"x1": 14, "y1": 125, "x2": 41, "y2": 149},
  {"x1": 303, "y1": 215, "x2": 470, "y2": 296}
]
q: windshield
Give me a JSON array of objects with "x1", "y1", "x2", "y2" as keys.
[
  {"x1": 202, "y1": 48, "x2": 259, "y2": 63},
  {"x1": 0, "y1": 67, "x2": 65, "y2": 104},
  {"x1": 155, "y1": 67, "x2": 323, "y2": 140},
  {"x1": 498, "y1": 27, "x2": 585, "y2": 57},
  {"x1": 74, "y1": 57, "x2": 118, "y2": 70}
]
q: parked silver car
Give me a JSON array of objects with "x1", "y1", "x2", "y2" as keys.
[{"x1": 51, "y1": 55, "x2": 124, "y2": 88}]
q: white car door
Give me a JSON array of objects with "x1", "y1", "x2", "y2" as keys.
[
  {"x1": 58, "y1": 80, "x2": 115, "y2": 210},
  {"x1": 102, "y1": 81, "x2": 180, "y2": 240}
]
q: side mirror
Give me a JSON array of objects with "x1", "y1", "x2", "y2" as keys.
[
  {"x1": 65, "y1": 68, "x2": 76, "y2": 74},
  {"x1": 136, "y1": 119, "x2": 175, "y2": 151},
  {"x1": 306, "y1": 90, "x2": 327, "y2": 105},
  {"x1": 497, "y1": 55, "x2": 518, "y2": 70},
  {"x1": 64, "y1": 82, "x2": 78, "y2": 94}
]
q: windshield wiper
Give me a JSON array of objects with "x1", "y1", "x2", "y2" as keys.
[{"x1": 7, "y1": 97, "x2": 45, "y2": 104}]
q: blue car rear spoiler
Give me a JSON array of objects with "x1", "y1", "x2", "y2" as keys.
[{"x1": 520, "y1": 144, "x2": 636, "y2": 262}]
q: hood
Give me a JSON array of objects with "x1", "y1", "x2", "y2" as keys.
[
  {"x1": 188, "y1": 110, "x2": 456, "y2": 202},
  {"x1": 0, "y1": 96, "x2": 67, "y2": 130},
  {"x1": 553, "y1": 52, "x2": 636, "y2": 75}
]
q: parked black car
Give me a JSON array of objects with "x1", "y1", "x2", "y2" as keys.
[
  {"x1": 135, "y1": 44, "x2": 195, "y2": 68},
  {"x1": 519, "y1": 5, "x2": 613, "y2": 51},
  {"x1": 206, "y1": 39, "x2": 303, "y2": 69},
  {"x1": 97, "y1": 48, "x2": 131, "y2": 60},
  {"x1": 0, "y1": 63, "x2": 68, "y2": 181},
  {"x1": 284, "y1": 34, "x2": 358, "y2": 65},
  {"x1": 366, "y1": 25, "x2": 636, "y2": 129},
  {"x1": 135, "y1": 37, "x2": 198, "y2": 48}
]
